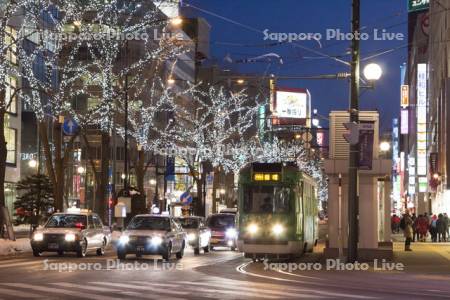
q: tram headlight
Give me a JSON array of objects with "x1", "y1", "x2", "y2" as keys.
[
  {"x1": 247, "y1": 223, "x2": 258, "y2": 235},
  {"x1": 272, "y1": 224, "x2": 284, "y2": 236},
  {"x1": 226, "y1": 228, "x2": 237, "y2": 238}
]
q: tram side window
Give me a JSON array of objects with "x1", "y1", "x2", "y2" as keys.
[{"x1": 243, "y1": 185, "x2": 291, "y2": 213}]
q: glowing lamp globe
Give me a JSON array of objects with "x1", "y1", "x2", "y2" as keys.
[{"x1": 363, "y1": 63, "x2": 382, "y2": 81}]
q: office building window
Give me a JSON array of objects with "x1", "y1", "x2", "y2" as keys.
[
  {"x1": 5, "y1": 127, "x2": 17, "y2": 165},
  {"x1": 6, "y1": 76, "x2": 17, "y2": 114},
  {"x1": 5, "y1": 26, "x2": 17, "y2": 65}
]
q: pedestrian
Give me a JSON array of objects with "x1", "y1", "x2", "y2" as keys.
[
  {"x1": 401, "y1": 212, "x2": 413, "y2": 251},
  {"x1": 415, "y1": 214, "x2": 427, "y2": 242},
  {"x1": 437, "y1": 213, "x2": 446, "y2": 242},
  {"x1": 444, "y1": 213, "x2": 449, "y2": 241},
  {"x1": 430, "y1": 215, "x2": 438, "y2": 242},
  {"x1": 391, "y1": 214, "x2": 399, "y2": 233},
  {"x1": 412, "y1": 213, "x2": 419, "y2": 242}
]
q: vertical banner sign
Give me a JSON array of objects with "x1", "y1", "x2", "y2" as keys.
[
  {"x1": 417, "y1": 63, "x2": 427, "y2": 177},
  {"x1": 429, "y1": 152, "x2": 438, "y2": 175},
  {"x1": 400, "y1": 109, "x2": 409, "y2": 134},
  {"x1": 358, "y1": 121, "x2": 375, "y2": 170},
  {"x1": 400, "y1": 85, "x2": 409, "y2": 107}
]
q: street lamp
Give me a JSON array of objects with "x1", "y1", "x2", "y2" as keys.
[
  {"x1": 363, "y1": 63, "x2": 382, "y2": 81},
  {"x1": 28, "y1": 159, "x2": 37, "y2": 168},
  {"x1": 149, "y1": 179, "x2": 157, "y2": 185},
  {"x1": 170, "y1": 17, "x2": 183, "y2": 26},
  {"x1": 167, "y1": 77, "x2": 175, "y2": 85},
  {"x1": 77, "y1": 166, "x2": 85, "y2": 174},
  {"x1": 379, "y1": 141, "x2": 390, "y2": 152}
]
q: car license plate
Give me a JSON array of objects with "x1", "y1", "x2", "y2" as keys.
[
  {"x1": 210, "y1": 238, "x2": 220, "y2": 243},
  {"x1": 136, "y1": 245, "x2": 145, "y2": 252},
  {"x1": 48, "y1": 243, "x2": 59, "y2": 249}
]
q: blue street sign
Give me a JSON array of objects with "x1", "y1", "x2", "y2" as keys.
[
  {"x1": 63, "y1": 118, "x2": 79, "y2": 136},
  {"x1": 180, "y1": 191, "x2": 193, "y2": 205}
]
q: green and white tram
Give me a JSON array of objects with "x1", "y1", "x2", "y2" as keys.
[{"x1": 237, "y1": 162, "x2": 318, "y2": 260}]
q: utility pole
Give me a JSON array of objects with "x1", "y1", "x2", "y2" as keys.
[{"x1": 347, "y1": 0, "x2": 360, "y2": 263}]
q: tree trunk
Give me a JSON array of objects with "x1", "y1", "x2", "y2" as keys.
[
  {"x1": 53, "y1": 122, "x2": 64, "y2": 212},
  {"x1": 136, "y1": 149, "x2": 145, "y2": 195},
  {"x1": 96, "y1": 131, "x2": 110, "y2": 221},
  {"x1": 0, "y1": 104, "x2": 8, "y2": 233},
  {"x1": 0, "y1": 106, "x2": 6, "y2": 209}
]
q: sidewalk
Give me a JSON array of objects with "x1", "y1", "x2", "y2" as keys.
[{"x1": 393, "y1": 240, "x2": 450, "y2": 274}]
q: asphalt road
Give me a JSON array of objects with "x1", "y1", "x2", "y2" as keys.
[{"x1": 0, "y1": 244, "x2": 449, "y2": 300}]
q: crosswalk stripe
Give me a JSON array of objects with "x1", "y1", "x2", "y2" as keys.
[
  {"x1": 0, "y1": 283, "x2": 123, "y2": 300},
  {"x1": 52, "y1": 282, "x2": 122, "y2": 293},
  {"x1": 129, "y1": 281, "x2": 281, "y2": 299},
  {"x1": 0, "y1": 258, "x2": 29, "y2": 265},
  {"x1": 0, "y1": 260, "x2": 42, "y2": 269},
  {"x1": 0, "y1": 287, "x2": 41, "y2": 298},
  {"x1": 90, "y1": 282, "x2": 187, "y2": 299},
  {"x1": 52, "y1": 282, "x2": 183, "y2": 299},
  {"x1": 174, "y1": 281, "x2": 325, "y2": 299}
]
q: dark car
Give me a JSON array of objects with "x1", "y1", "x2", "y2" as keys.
[
  {"x1": 206, "y1": 213, "x2": 237, "y2": 250},
  {"x1": 116, "y1": 214, "x2": 186, "y2": 261}
]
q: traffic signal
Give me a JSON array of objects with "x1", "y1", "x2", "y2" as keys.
[{"x1": 343, "y1": 122, "x2": 359, "y2": 145}]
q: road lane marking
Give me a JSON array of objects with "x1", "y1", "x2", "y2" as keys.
[
  {"x1": 0, "y1": 287, "x2": 41, "y2": 298},
  {"x1": 0, "y1": 283, "x2": 123, "y2": 300},
  {"x1": 236, "y1": 262, "x2": 376, "y2": 299}
]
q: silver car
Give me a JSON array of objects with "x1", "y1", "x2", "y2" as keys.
[
  {"x1": 176, "y1": 216, "x2": 211, "y2": 255},
  {"x1": 31, "y1": 212, "x2": 111, "y2": 257},
  {"x1": 116, "y1": 214, "x2": 186, "y2": 261}
]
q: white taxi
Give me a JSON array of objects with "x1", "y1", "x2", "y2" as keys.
[{"x1": 31, "y1": 212, "x2": 110, "y2": 257}]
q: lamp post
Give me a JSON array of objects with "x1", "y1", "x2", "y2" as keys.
[{"x1": 347, "y1": 0, "x2": 361, "y2": 264}]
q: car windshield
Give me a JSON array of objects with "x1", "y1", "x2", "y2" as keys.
[
  {"x1": 243, "y1": 185, "x2": 291, "y2": 214},
  {"x1": 127, "y1": 216, "x2": 170, "y2": 231},
  {"x1": 45, "y1": 214, "x2": 87, "y2": 228},
  {"x1": 207, "y1": 215, "x2": 235, "y2": 228},
  {"x1": 176, "y1": 218, "x2": 200, "y2": 229}
]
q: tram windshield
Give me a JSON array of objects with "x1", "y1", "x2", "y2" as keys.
[{"x1": 243, "y1": 185, "x2": 291, "y2": 214}]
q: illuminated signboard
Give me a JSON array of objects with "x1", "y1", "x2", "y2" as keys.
[
  {"x1": 401, "y1": 85, "x2": 409, "y2": 107},
  {"x1": 416, "y1": 63, "x2": 427, "y2": 177},
  {"x1": 418, "y1": 177, "x2": 427, "y2": 192},
  {"x1": 400, "y1": 109, "x2": 409, "y2": 134},
  {"x1": 253, "y1": 173, "x2": 280, "y2": 182},
  {"x1": 272, "y1": 87, "x2": 311, "y2": 126},
  {"x1": 408, "y1": 156, "x2": 415, "y2": 195},
  {"x1": 408, "y1": 0, "x2": 429, "y2": 12}
]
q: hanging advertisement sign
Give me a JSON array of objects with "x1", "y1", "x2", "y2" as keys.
[
  {"x1": 271, "y1": 87, "x2": 311, "y2": 126},
  {"x1": 400, "y1": 85, "x2": 409, "y2": 107}
]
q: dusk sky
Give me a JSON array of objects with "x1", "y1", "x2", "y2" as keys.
[{"x1": 182, "y1": 0, "x2": 408, "y2": 131}]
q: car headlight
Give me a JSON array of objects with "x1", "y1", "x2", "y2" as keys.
[
  {"x1": 187, "y1": 233, "x2": 197, "y2": 241},
  {"x1": 33, "y1": 232, "x2": 44, "y2": 242},
  {"x1": 119, "y1": 235, "x2": 130, "y2": 244},
  {"x1": 226, "y1": 228, "x2": 237, "y2": 238},
  {"x1": 151, "y1": 236, "x2": 163, "y2": 246},
  {"x1": 247, "y1": 223, "x2": 258, "y2": 234},
  {"x1": 272, "y1": 224, "x2": 284, "y2": 235},
  {"x1": 65, "y1": 233, "x2": 77, "y2": 242}
]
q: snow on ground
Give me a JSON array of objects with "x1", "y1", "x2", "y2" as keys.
[{"x1": 0, "y1": 238, "x2": 31, "y2": 256}]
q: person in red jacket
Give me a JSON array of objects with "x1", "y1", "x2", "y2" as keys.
[{"x1": 416, "y1": 214, "x2": 429, "y2": 242}]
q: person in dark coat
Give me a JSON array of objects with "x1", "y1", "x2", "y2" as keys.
[{"x1": 437, "y1": 213, "x2": 447, "y2": 242}]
